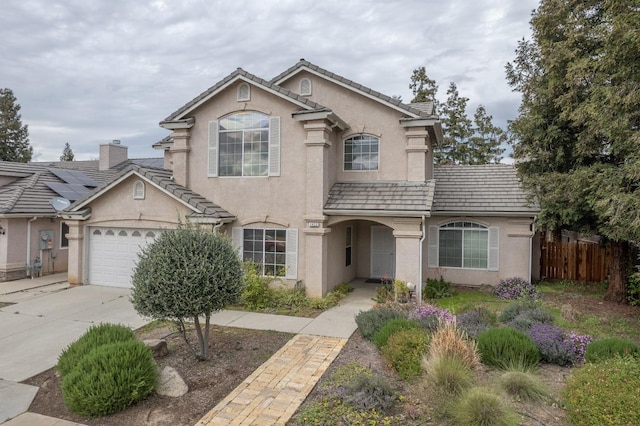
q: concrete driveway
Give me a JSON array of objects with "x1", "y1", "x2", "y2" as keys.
[{"x1": 0, "y1": 275, "x2": 147, "y2": 423}]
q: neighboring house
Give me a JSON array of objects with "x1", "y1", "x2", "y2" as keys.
[
  {"x1": 55, "y1": 59, "x2": 539, "y2": 295},
  {"x1": 0, "y1": 147, "x2": 163, "y2": 282}
]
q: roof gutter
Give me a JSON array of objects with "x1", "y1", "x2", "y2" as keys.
[
  {"x1": 187, "y1": 217, "x2": 236, "y2": 225},
  {"x1": 430, "y1": 211, "x2": 539, "y2": 217},
  {"x1": 324, "y1": 209, "x2": 431, "y2": 218}
]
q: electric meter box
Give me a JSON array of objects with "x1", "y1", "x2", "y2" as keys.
[{"x1": 39, "y1": 230, "x2": 55, "y2": 250}]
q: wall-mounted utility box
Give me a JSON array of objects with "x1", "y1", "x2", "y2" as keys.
[{"x1": 39, "y1": 230, "x2": 55, "y2": 250}]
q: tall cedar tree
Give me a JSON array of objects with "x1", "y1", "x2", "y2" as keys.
[
  {"x1": 60, "y1": 142, "x2": 75, "y2": 161},
  {"x1": 0, "y1": 88, "x2": 32, "y2": 162},
  {"x1": 410, "y1": 69, "x2": 504, "y2": 164},
  {"x1": 506, "y1": 0, "x2": 640, "y2": 302}
]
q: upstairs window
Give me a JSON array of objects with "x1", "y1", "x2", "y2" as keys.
[
  {"x1": 219, "y1": 112, "x2": 269, "y2": 176},
  {"x1": 208, "y1": 112, "x2": 281, "y2": 177},
  {"x1": 133, "y1": 180, "x2": 145, "y2": 199},
  {"x1": 344, "y1": 135, "x2": 379, "y2": 171}
]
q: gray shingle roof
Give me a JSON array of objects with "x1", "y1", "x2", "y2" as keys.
[
  {"x1": 432, "y1": 164, "x2": 539, "y2": 215},
  {"x1": 68, "y1": 164, "x2": 234, "y2": 221},
  {"x1": 271, "y1": 59, "x2": 437, "y2": 119},
  {"x1": 162, "y1": 67, "x2": 330, "y2": 124},
  {"x1": 324, "y1": 181, "x2": 436, "y2": 214},
  {"x1": 0, "y1": 161, "x2": 120, "y2": 216}
]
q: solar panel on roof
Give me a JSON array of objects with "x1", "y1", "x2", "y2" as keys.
[
  {"x1": 44, "y1": 182, "x2": 91, "y2": 201},
  {"x1": 48, "y1": 168, "x2": 99, "y2": 187}
]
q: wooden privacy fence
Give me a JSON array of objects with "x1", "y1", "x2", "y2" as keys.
[{"x1": 540, "y1": 241, "x2": 612, "y2": 282}]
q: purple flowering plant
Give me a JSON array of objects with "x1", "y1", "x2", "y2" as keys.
[
  {"x1": 494, "y1": 277, "x2": 540, "y2": 300},
  {"x1": 408, "y1": 304, "x2": 454, "y2": 332},
  {"x1": 527, "y1": 323, "x2": 592, "y2": 366}
]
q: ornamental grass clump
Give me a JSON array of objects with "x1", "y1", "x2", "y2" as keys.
[
  {"x1": 450, "y1": 387, "x2": 519, "y2": 426},
  {"x1": 477, "y1": 327, "x2": 540, "y2": 370},
  {"x1": 494, "y1": 277, "x2": 540, "y2": 300},
  {"x1": 427, "y1": 321, "x2": 480, "y2": 370},
  {"x1": 423, "y1": 355, "x2": 474, "y2": 396},
  {"x1": 499, "y1": 370, "x2": 549, "y2": 402}
]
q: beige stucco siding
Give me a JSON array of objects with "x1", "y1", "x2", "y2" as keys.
[
  {"x1": 279, "y1": 71, "x2": 410, "y2": 183},
  {"x1": 424, "y1": 216, "x2": 535, "y2": 286}
]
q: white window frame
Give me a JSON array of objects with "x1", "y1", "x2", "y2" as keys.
[
  {"x1": 208, "y1": 113, "x2": 280, "y2": 178},
  {"x1": 232, "y1": 227, "x2": 297, "y2": 279},
  {"x1": 343, "y1": 134, "x2": 379, "y2": 171},
  {"x1": 428, "y1": 222, "x2": 499, "y2": 271}
]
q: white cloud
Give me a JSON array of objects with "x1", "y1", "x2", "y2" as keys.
[{"x1": 0, "y1": 0, "x2": 539, "y2": 161}]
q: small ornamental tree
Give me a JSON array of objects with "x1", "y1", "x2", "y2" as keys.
[{"x1": 131, "y1": 222, "x2": 243, "y2": 360}]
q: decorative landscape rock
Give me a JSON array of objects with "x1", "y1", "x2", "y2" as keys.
[
  {"x1": 156, "y1": 366, "x2": 188, "y2": 397},
  {"x1": 144, "y1": 339, "x2": 169, "y2": 357}
]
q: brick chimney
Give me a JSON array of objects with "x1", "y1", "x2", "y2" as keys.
[{"x1": 99, "y1": 141, "x2": 128, "y2": 170}]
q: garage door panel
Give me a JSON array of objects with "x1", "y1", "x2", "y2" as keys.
[{"x1": 88, "y1": 227, "x2": 160, "y2": 288}]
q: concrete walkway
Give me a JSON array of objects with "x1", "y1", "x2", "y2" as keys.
[{"x1": 1, "y1": 278, "x2": 376, "y2": 425}]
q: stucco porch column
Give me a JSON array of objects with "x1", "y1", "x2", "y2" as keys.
[
  {"x1": 65, "y1": 221, "x2": 84, "y2": 285},
  {"x1": 303, "y1": 226, "x2": 331, "y2": 298},
  {"x1": 392, "y1": 218, "x2": 423, "y2": 289}
]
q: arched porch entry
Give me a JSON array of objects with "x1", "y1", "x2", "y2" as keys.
[{"x1": 324, "y1": 216, "x2": 422, "y2": 290}]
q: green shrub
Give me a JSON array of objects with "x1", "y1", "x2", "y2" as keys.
[
  {"x1": 355, "y1": 307, "x2": 406, "y2": 341},
  {"x1": 343, "y1": 372, "x2": 397, "y2": 412},
  {"x1": 57, "y1": 323, "x2": 135, "y2": 378},
  {"x1": 477, "y1": 327, "x2": 540, "y2": 370},
  {"x1": 332, "y1": 282, "x2": 353, "y2": 295},
  {"x1": 563, "y1": 356, "x2": 640, "y2": 425},
  {"x1": 241, "y1": 261, "x2": 274, "y2": 310},
  {"x1": 373, "y1": 318, "x2": 419, "y2": 349},
  {"x1": 423, "y1": 355, "x2": 473, "y2": 395},
  {"x1": 381, "y1": 328, "x2": 430, "y2": 380},
  {"x1": 422, "y1": 276, "x2": 454, "y2": 299},
  {"x1": 506, "y1": 307, "x2": 555, "y2": 332},
  {"x1": 584, "y1": 337, "x2": 640, "y2": 362},
  {"x1": 498, "y1": 370, "x2": 549, "y2": 402},
  {"x1": 457, "y1": 305, "x2": 497, "y2": 340},
  {"x1": 450, "y1": 387, "x2": 519, "y2": 426},
  {"x1": 498, "y1": 299, "x2": 543, "y2": 323},
  {"x1": 62, "y1": 340, "x2": 157, "y2": 417}
]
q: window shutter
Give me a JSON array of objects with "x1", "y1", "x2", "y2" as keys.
[
  {"x1": 208, "y1": 121, "x2": 218, "y2": 177},
  {"x1": 269, "y1": 116, "x2": 281, "y2": 176},
  {"x1": 488, "y1": 227, "x2": 499, "y2": 271},
  {"x1": 427, "y1": 226, "x2": 439, "y2": 268},
  {"x1": 285, "y1": 228, "x2": 298, "y2": 279},
  {"x1": 231, "y1": 227, "x2": 243, "y2": 259}
]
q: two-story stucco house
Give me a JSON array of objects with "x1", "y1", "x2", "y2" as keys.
[{"x1": 62, "y1": 59, "x2": 540, "y2": 296}]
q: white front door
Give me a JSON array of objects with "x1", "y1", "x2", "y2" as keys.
[{"x1": 370, "y1": 226, "x2": 395, "y2": 278}]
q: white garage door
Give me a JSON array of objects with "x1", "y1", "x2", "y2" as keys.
[{"x1": 88, "y1": 227, "x2": 160, "y2": 288}]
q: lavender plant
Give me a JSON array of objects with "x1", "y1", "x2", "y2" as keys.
[
  {"x1": 494, "y1": 277, "x2": 540, "y2": 300},
  {"x1": 527, "y1": 324, "x2": 591, "y2": 366},
  {"x1": 409, "y1": 304, "x2": 454, "y2": 332}
]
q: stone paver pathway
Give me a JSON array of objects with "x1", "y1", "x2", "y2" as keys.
[{"x1": 195, "y1": 334, "x2": 347, "y2": 425}]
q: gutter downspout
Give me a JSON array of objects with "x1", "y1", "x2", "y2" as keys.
[
  {"x1": 529, "y1": 219, "x2": 536, "y2": 283},
  {"x1": 418, "y1": 215, "x2": 426, "y2": 306},
  {"x1": 26, "y1": 216, "x2": 37, "y2": 277}
]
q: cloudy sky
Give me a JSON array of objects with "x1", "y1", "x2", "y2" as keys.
[{"x1": 1, "y1": 0, "x2": 539, "y2": 162}]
